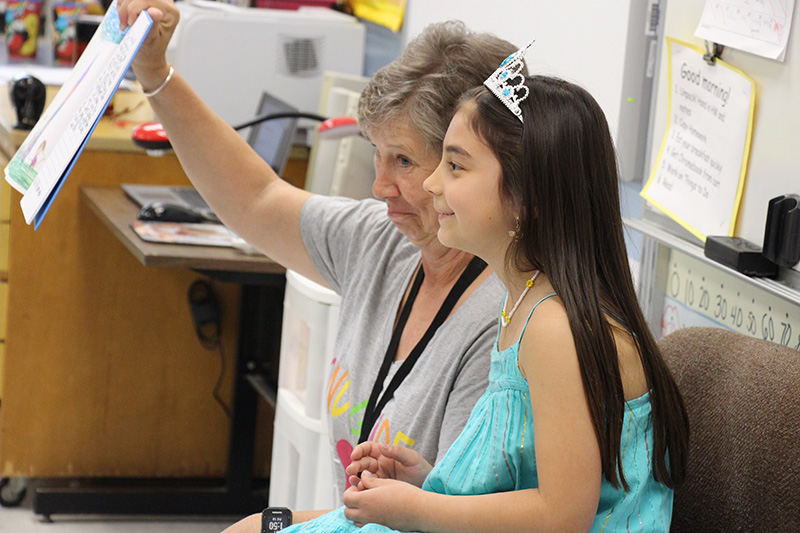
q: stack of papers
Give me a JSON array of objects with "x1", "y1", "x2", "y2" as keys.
[{"x1": 131, "y1": 220, "x2": 240, "y2": 248}]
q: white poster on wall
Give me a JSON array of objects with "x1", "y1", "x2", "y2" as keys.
[
  {"x1": 695, "y1": 0, "x2": 796, "y2": 61},
  {"x1": 641, "y1": 38, "x2": 755, "y2": 241}
]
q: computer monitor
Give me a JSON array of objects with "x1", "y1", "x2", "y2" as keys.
[{"x1": 246, "y1": 92, "x2": 299, "y2": 176}]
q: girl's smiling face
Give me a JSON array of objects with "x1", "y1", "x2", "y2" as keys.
[{"x1": 424, "y1": 105, "x2": 515, "y2": 263}]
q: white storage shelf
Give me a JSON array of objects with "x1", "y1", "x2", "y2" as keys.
[{"x1": 269, "y1": 270, "x2": 341, "y2": 510}]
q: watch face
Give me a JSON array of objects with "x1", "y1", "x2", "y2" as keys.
[
  {"x1": 266, "y1": 515, "x2": 289, "y2": 531},
  {"x1": 263, "y1": 508, "x2": 292, "y2": 532}
]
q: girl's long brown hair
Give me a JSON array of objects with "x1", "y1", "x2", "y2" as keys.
[{"x1": 462, "y1": 77, "x2": 689, "y2": 489}]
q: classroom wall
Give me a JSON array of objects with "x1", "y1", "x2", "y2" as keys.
[
  {"x1": 646, "y1": 0, "x2": 800, "y2": 269},
  {"x1": 403, "y1": 0, "x2": 642, "y2": 168},
  {"x1": 402, "y1": 0, "x2": 651, "y2": 263}
]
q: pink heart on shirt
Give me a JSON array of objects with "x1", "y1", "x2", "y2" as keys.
[{"x1": 337, "y1": 439, "x2": 354, "y2": 490}]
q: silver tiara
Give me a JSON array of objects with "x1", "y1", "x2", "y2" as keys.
[{"x1": 483, "y1": 41, "x2": 533, "y2": 123}]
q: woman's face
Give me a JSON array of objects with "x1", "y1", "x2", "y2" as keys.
[
  {"x1": 369, "y1": 121, "x2": 442, "y2": 247},
  {"x1": 424, "y1": 106, "x2": 512, "y2": 262}
]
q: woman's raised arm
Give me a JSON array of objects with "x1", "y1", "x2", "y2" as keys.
[{"x1": 118, "y1": 0, "x2": 323, "y2": 284}]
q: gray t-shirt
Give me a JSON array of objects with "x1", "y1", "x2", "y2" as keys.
[{"x1": 300, "y1": 195, "x2": 504, "y2": 504}]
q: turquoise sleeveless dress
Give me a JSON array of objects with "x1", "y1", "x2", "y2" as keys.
[{"x1": 283, "y1": 294, "x2": 674, "y2": 532}]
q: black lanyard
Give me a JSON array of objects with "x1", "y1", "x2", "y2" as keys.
[{"x1": 358, "y1": 256, "x2": 487, "y2": 444}]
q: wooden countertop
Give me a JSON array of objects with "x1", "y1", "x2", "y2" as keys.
[{"x1": 81, "y1": 185, "x2": 286, "y2": 275}]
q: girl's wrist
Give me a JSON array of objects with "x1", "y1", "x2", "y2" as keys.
[{"x1": 408, "y1": 485, "x2": 432, "y2": 532}]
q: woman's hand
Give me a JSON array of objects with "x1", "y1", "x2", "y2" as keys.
[
  {"x1": 343, "y1": 471, "x2": 425, "y2": 531},
  {"x1": 346, "y1": 442, "x2": 433, "y2": 489},
  {"x1": 116, "y1": 0, "x2": 179, "y2": 90}
]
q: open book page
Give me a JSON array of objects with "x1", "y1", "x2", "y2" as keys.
[{"x1": 3, "y1": 1, "x2": 152, "y2": 228}]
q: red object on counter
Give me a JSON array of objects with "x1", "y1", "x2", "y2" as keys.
[{"x1": 132, "y1": 122, "x2": 171, "y2": 151}]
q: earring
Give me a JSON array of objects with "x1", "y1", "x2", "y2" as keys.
[{"x1": 508, "y1": 217, "x2": 521, "y2": 240}]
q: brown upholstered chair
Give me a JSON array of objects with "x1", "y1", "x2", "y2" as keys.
[{"x1": 658, "y1": 327, "x2": 800, "y2": 532}]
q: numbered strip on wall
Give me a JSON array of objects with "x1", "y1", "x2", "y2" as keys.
[{"x1": 661, "y1": 249, "x2": 800, "y2": 350}]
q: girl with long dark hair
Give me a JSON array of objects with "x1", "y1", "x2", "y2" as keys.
[{"x1": 248, "y1": 45, "x2": 690, "y2": 533}]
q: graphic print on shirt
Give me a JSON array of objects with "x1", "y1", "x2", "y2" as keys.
[{"x1": 327, "y1": 357, "x2": 417, "y2": 491}]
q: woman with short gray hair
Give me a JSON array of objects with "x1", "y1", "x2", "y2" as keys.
[{"x1": 118, "y1": 2, "x2": 524, "y2": 529}]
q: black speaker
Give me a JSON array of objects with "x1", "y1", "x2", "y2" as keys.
[
  {"x1": 763, "y1": 194, "x2": 800, "y2": 268},
  {"x1": 9, "y1": 73, "x2": 46, "y2": 130}
]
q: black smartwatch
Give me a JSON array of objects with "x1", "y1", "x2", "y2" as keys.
[{"x1": 261, "y1": 507, "x2": 292, "y2": 532}]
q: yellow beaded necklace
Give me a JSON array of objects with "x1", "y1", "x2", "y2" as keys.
[{"x1": 500, "y1": 271, "x2": 540, "y2": 328}]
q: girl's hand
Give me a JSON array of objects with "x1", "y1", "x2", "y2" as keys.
[
  {"x1": 346, "y1": 442, "x2": 433, "y2": 489},
  {"x1": 343, "y1": 471, "x2": 424, "y2": 531},
  {"x1": 116, "y1": 0, "x2": 179, "y2": 90}
]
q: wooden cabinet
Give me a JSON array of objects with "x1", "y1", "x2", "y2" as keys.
[
  {"x1": 0, "y1": 89, "x2": 244, "y2": 478},
  {"x1": 1, "y1": 163, "x2": 10, "y2": 401}
]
